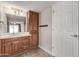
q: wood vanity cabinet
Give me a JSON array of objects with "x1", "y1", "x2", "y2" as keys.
[
  {"x1": 12, "y1": 36, "x2": 30, "y2": 55},
  {"x1": 0, "y1": 36, "x2": 30, "y2": 56},
  {"x1": 27, "y1": 11, "x2": 39, "y2": 49}
]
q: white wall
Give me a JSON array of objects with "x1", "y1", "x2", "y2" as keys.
[
  {"x1": 0, "y1": 6, "x2": 7, "y2": 33},
  {"x1": 52, "y1": 1, "x2": 79, "y2": 57},
  {"x1": 39, "y1": 7, "x2": 52, "y2": 55}
]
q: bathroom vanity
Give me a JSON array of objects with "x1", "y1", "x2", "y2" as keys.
[
  {"x1": 0, "y1": 10, "x2": 39, "y2": 56},
  {"x1": 0, "y1": 35, "x2": 30, "y2": 56}
]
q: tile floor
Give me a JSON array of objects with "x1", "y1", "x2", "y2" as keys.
[{"x1": 17, "y1": 48, "x2": 52, "y2": 57}]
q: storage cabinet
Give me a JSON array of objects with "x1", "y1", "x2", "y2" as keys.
[
  {"x1": 27, "y1": 11, "x2": 39, "y2": 49},
  {"x1": 0, "y1": 36, "x2": 29, "y2": 56}
]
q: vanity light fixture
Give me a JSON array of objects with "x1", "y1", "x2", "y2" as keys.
[{"x1": 11, "y1": 7, "x2": 21, "y2": 15}]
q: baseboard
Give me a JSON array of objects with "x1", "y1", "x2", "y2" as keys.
[{"x1": 39, "y1": 45, "x2": 52, "y2": 56}]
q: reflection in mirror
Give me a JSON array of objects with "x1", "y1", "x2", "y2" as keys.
[{"x1": 6, "y1": 14, "x2": 26, "y2": 34}]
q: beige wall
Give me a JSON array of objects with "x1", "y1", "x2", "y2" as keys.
[{"x1": 0, "y1": 6, "x2": 7, "y2": 33}]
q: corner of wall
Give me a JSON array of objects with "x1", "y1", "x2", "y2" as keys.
[{"x1": 39, "y1": 45, "x2": 52, "y2": 56}]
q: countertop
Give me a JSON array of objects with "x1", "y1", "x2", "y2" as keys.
[{"x1": 0, "y1": 32, "x2": 31, "y2": 39}]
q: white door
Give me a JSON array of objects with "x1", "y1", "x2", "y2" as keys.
[{"x1": 52, "y1": 2, "x2": 79, "y2": 57}]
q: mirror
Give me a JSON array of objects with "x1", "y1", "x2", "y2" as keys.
[
  {"x1": 0, "y1": 13, "x2": 26, "y2": 34},
  {"x1": 6, "y1": 14, "x2": 26, "y2": 34},
  {"x1": 0, "y1": 5, "x2": 27, "y2": 35}
]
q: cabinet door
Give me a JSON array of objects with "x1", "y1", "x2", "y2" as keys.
[
  {"x1": 22, "y1": 38, "x2": 29, "y2": 50},
  {"x1": 12, "y1": 40, "x2": 19, "y2": 54},
  {"x1": 32, "y1": 13, "x2": 38, "y2": 30},
  {"x1": 28, "y1": 11, "x2": 39, "y2": 32},
  {"x1": 32, "y1": 34, "x2": 38, "y2": 46},
  {"x1": 18, "y1": 38, "x2": 23, "y2": 52},
  {"x1": 27, "y1": 12, "x2": 33, "y2": 32},
  {"x1": 28, "y1": 11, "x2": 39, "y2": 49},
  {"x1": 30, "y1": 34, "x2": 38, "y2": 48},
  {"x1": 0, "y1": 46, "x2": 1, "y2": 56},
  {"x1": 4, "y1": 42, "x2": 12, "y2": 56},
  {"x1": 0, "y1": 40, "x2": 1, "y2": 56}
]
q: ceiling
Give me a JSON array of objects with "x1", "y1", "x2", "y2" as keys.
[{"x1": 0, "y1": 1, "x2": 54, "y2": 12}]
